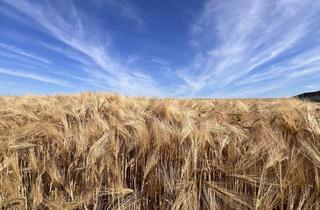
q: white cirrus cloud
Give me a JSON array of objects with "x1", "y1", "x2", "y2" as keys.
[
  {"x1": 3, "y1": 0, "x2": 165, "y2": 96},
  {"x1": 176, "y1": 0, "x2": 320, "y2": 97}
]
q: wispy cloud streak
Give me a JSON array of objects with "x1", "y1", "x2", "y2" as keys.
[
  {"x1": 103, "y1": 0, "x2": 144, "y2": 26},
  {"x1": 0, "y1": 43, "x2": 51, "y2": 64},
  {"x1": 0, "y1": 67, "x2": 71, "y2": 87}
]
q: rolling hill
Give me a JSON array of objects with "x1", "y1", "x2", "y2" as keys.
[{"x1": 295, "y1": 90, "x2": 320, "y2": 102}]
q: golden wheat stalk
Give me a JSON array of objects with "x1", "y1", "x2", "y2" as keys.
[{"x1": 0, "y1": 93, "x2": 319, "y2": 209}]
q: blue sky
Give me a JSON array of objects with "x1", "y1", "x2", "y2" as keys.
[{"x1": 0, "y1": 0, "x2": 320, "y2": 97}]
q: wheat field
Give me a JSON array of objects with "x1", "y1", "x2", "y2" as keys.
[{"x1": 0, "y1": 93, "x2": 320, "y2": 209}]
